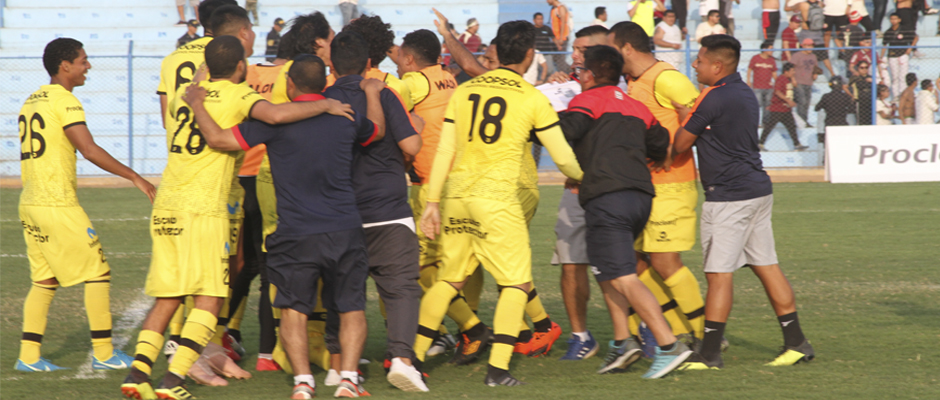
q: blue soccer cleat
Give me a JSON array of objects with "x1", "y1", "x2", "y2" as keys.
[
  {"x1": 559, "y1": 331, "x2": 599, "y2": 360},
  {"x1": 93, "y1": 349, "x2": 135, "y2": 370},
  {"x1": 15, "y1": 357, "x2": 68, "y2": 372},
  {"x1": 642, "y1": 341, "x2": 693, "y2": 379}
]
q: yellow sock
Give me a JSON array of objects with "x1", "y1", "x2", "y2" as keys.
[
  {"x1": 228, "y1": 296, "x2": 248, "y2": 332},
  {"x1": 19, "y1": 282, "x2": 57, "y2": 363},
  {"x1": 447, "y1": 295, "x2": 481, "y2": 332},
  {"x1": 132, "y1": 330, "x2": 164, "y2": 376},
  {"x1": 85, "y1": 279, "x2": 114, "y2": 361},
  {"x1": 489, "y1": 287, "x2": 527, "y2": 370},
  {"x1": 525, "y1": 287, "x2": 549, "y2": 327},
  {"x1": 169, "y1": 304, "x2": 186, "y2": 338},
  {"x1": 463, "y1": 268, "x2": 484, "y2": 312},
  {"x1": 639, "y1": 269, "x2": 692, "y2": 336},
  {"x1": 168, "y1": 308, "x2": 217, "y2": 377},
  {"x1": 418, "y1": 263, "x2": 438, "y2": 292},
  {"x1": 664, "y1": 266, "x2": 706, "y2": 339},
  {"x1": 415, "y1": 282, "x2": 458, "y2": 362}
]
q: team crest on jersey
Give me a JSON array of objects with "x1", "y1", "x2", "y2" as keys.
[
  {"x1": 614, "y1": 91, "x2": 623, "y2": 100},
  {"x1": 87, "y1": 227, "x2": 101, "y2": 248},
  {"x1": 227, "y1": 201, "x2": 240, "y2": 215}
]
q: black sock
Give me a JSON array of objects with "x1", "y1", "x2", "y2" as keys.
[
  {"x1": 516, "y1": 329, "x2": 533, "y2": 343},
  {"x1": 777, "y1": 312, "x2": 806, "y2": 348},
  {"x1": 700, "y1": 320, "x2": 726, "y2": 361},
  {"x1": 228, "y1": 329, "x2": 241, "y2": 343},
  {"x1": 465, "y1": 322, "x2": 486, "y2": 338},
  {"x1": 613, "y1": 339, "x2": 626, "y2": 347},
  {"x1": 486, "y1": 364, "x2": 508, "y2": 377},
  {"x1": 533, "y1": 318, "x2": 553, "y2": 333},
  {"x1": 658, "y1": 342, "x2": 677, "y2": 352},
  {"x1": 169, "y1": 334, "x2": 181, "y2": 343}
]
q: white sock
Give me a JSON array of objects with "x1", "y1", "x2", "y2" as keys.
[
  {"x1": 258, "y1": 353, "x2": 272, "y2": 360},
  {"x1": 340, "y1": 370, "x2": 358, "y2": 382},
  {"x1": 294, "y1": 374, "x2": 315, "y2": 387},
  {"x1": 572, "y1": 331, "x2": 590, "y2": 341}
]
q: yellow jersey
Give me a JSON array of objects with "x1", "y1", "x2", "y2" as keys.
[
  {"x1": 154, "y1": 79, "x2": 265, "y2": 218},
  {"x1": 427, "y1": 68, "x2": 582, "y2": 203},
  {"x1": 402, "y1": 64, "x2": 457, "y2": 184},
  {"x1": 157, "y1": 36, "x2": 213, "y2": 125},
  {"x1": 18, "y1": 84, "x2": 86, "y2": 207}
]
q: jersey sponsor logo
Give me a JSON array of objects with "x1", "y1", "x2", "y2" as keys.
[
  {"x1": 66, "y1": 106, "x2": 84, "y2": 112},
  {"x1": 26, "y1": 91, "x2": 49, "y2": 101},
  {"x1": 649, "y1": 218, "x2": 677, "y2": 226},
  {"x1": 434, "y1": 79, "x2": 457, "y2": 91},
  {"x1": 177, "y1": 42, "x2": 206, "y2": 52},
  {"x1": 443, "y1": 217, "x2": 488, "y2": 239},
  {"x1": 152, "y1": 216, "x2": 184, "y2": 236},
  {"x1": 22, "y1": 221, "x2": 50, "y2": 243},
  {"x1": 468, "y1": 75, "x2": 523, "y2": 88},
  {"x1": 250, "y1": 83, "x2": 274, "y2": 94}
]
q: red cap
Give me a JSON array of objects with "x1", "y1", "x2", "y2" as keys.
[
  {"x1": 849, "y1": 10, "x2": 863, "y2": 23},
  {"x1": 790, "y1": 15, "x2": 802, "y2": 23}
]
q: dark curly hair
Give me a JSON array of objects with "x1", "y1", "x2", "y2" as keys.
[
  {"x1": 343, "y1": 15, "x2": 395, "y2": 66},
  {"x1": 287, "y1": 12, "x2": 332, "y2": 57},
  {"x1": 401, "y1": 29, "x2": 440, "y2": 67},
  {"x1": 43, "y1": 38, "x2": 83, "y2": 77}
]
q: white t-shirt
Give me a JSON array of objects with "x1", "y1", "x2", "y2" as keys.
[
  {"x1": 786, "y1": 0, "x2": 807, "y2": 10},
  {"x1": 700, "y1": 0, "x2": 720, "y2": 16},
  {"x1": 876, "y1": 99, "x2": 893, "y2": 125},
  {"x1": 523, "y1": 51, "x2": 547, "y2": 85},
  {"x1": 823, "y1": 0, "x2": 848, "y2": 17},
  {"x1": 655, "y1": 21, "x2": 682, "y2": 49},
  {"x1": 849, "y1": 0, "x2": 869, "y2": 17},
  {"x1": 695, "y1": 21, "x2": 726, "y2": 41},
  {"x1": 916, "y1": 90, "x2": 939, "y2": 125},
  {"x1": 592, "y1": 18, "x2": 608, "y2": 28}
]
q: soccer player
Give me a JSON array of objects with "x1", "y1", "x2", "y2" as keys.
[
  {"x1": 120, "y1": 36, "x2": 353, "y2": 400},
  {"x1": 558, "y1": 45, "x2": 693, "y2": 379},
  {"x1": 185, "y1": 53, "x2": 387, "y2": 400},
  {"x1": 323, "y1": 31, "x2": 428, "y2": 393},
  {"x1": 416, "y1": 20, "x2": 583, "y2": 386},
  {"x1": 343, "y1": 15, "x2": 410, "y2": 105},
  {"x1": 605, "y1": 21, "x2": 706, "y2": 373},
  {"x1": 15, "y1": 37, "x2": 156, "y2": 373},
  {"x1": 673, "y1": 35, "x2": 814, "y2": 370}
]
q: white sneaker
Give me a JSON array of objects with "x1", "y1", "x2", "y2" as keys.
[
  {"x1": 426, "y1": 333, "x2": 456, "y2": 357},
  {"x1": 324, "y1": 369, "x2": 342, "y2": 386},
  {"x1": 926, "y1": 8, "x2": 938, "y2": 15},
  {"x1": 163, "y1": 340, "x2": 179, "y2": 360},
  {"x1": 386, "y1": 358, "x2": 429, "y2": 393}
]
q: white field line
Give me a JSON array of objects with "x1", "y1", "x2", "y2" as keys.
[
  {"x1": 67, "y1": 289, "x2": 152, "y2": 380},
  {"x1": 1, "y1": 252, "x2": 150, "y2": 258}
]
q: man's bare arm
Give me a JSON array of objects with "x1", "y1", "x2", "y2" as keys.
[
  {"x1": 182, "y1": 85, "x2": 242, "y2": 151},
  {"x1": 65, "y1": 124, "x2": 156, "y2": 202},
  {"x1": 433, "y1": 8, "x2": 488, "y2": 77},
  {"x1": 249, "y1": 97, "x2": 354, "y2": 125}
]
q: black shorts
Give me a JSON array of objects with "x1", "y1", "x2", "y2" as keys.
[
  {"x1": 265, "y1": 228, "x2": 369, "y2": 315},
  {"x1": 824, "y1": 15, "x2": 849, "y2": 32},
  {"x1": 813, "y1": 45, "x2": 830, "y2": 61},
  {"x1": 583, "y1": 190, "x2": 653, "y2": 282}
]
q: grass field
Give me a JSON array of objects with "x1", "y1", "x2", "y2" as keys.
[{"x1": 1, "y1": 183, "x2": 938, "y2": 399}]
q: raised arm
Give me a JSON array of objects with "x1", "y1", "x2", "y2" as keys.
[
  {"x1": 65, "y1": 124, "x2": 156, "y2": 202},
  {"x1": 433, "y1": 8, "x2": 488, "y2": 77}
]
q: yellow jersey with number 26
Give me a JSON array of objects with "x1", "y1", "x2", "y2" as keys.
[
  {"x1": 18, "y1": 84, "x2": 87, "y2": 207},
  {"x1": 154, "y1": 80, "x2": 265, "y2": 218}
]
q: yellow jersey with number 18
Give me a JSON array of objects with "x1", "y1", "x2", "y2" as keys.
[
  {"x1": 427, "y1": 67, "x2": 582, "y2": 204},
  {"x1": 154, "y1": 80, "x2": 265, "y2": 218},
  {"x1": 18, "y1": 84, "x2": 86, "y2": 207},
  {"x1": 157, "y1": 36, "x2": 213, "y2": 125}
]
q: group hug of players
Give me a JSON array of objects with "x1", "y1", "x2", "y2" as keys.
[{"x1": 15, "y1": 0, "x2": 817, "y2": 399}]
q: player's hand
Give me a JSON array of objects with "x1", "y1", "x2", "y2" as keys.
[
  {"x1": 192, "y1": 63, "x2": 209, "y2": 84},
  {"x1": 322, "y1": 98, "x2": 355, "y2": 121},
  {"x1": 649, "y1": 146, "x2": 674, "y2": 173},
  {"x1": 670, "y1": 99, "x2": 692, "y2": 123},
  {"x1": 432, "y1": 8, "x2": 450, "y2": 36},
  {"x1": 546, "y1": 71, "x2": 571, "y2": 84},
  {"x1": 182, "y1": 84, "x2": 208, "y2": 108},
  {"x1": 133, "y1": 176, "x2": 157, "y2": 203},
  {"x1": 420, "y1": 202, "x2": 442, "y2": 240},
  {"x1": 564, "y1": 178, "x2": 580, "y2": 194},
  {"x1": 360, "y1": 78, "x2": 387, "y2": 93}
]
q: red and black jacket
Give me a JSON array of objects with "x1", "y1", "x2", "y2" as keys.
[{"x1": 558, "y1": 84, "x2": 670, "y2": 205}]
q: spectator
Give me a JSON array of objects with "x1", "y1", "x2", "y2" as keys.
[
  {"x1": 848, "y1": 35, "x2": 873, "y2": 77},
  {"x1": 762, "y1": 0, "x2": 782, "y2": 47},
  {"x1": 848, "y1": 61, "x2": 874, "y2": 124},
  {"x1": 628, "y1": 0, "x2": 665, "y2": 37},
  {"x1": 814, "y1": 76, "x2": 855, "y2": 132},
  {"x1": 654, "y1": 10, "x2": 683, "y2": 69},
  {"x1": 246, "y1": 0, "x2": 259, "y2": 26},
  {"x1": 339, "y1": 0, "x2": 359, "y2": 27},
  {"x1": 534, "y1": 12, "x2": 557, "y2": 56},
  {"x1": 593, "y1": 6, "x2": 608, "y2": 28},
  {"x1": 822, "y1": 0, "x2": 849, "y2": 52},
  {"x1": 176, "y1": 0, "x2": 200, "y2": 25},
  {"x1": 880, "y1": 13, "x2": 917, "y2": 97},
  {"x1": 265, "y1": 18, "x2": 285, "y2": 62},
  {"x1": 791, "y1": 38, "x2": 818, "y2": 126},
  {"x1": 699, "y1": 0, "x2": 719, "y2": 22},
  {"x1": 797, "y1": 0, "x2": 836, "y2": 76},
  {"x1": 898, "y1": 72, "x2": 918, "y2": 124},
  {"x1": 875, "y1": 83, "x2": 896, "y2": 124},
  {"x1": 176, "y1": 19, "x2": 201, "y2": 48},
  {"x1": 781, "y1": 15, "x2": 801, "y2": 61},
  {"x1": 838, "y1": 11, "x2": 866, "y2": 62},
  {"x1": 916, "y1": 79, "x2": 939, "y2": 124},
  {"x1": 523, "y1": 50, "x2": 549, "y2": 85},
  {"x1": 849, "y1": 0, "x2": 874, "y2": 31},
  {"x1": 673, "y1": 0, "x2": 690, "y2": 37},
  {"x1": 748, "y1": 43, "x2": 778, "y2": 128},
  {"x1": 719, "y1": 0, "x2": 739, "y2": 35},
  {"x1": 548, "y1": 0, "x2": 573, "y2": 72},
  {"x1": 458, "y1": 18, "x2": 483, "y2": 54},
  {"x1": 759, "y1": 62, "x2": 808, "y2": 150},
  {"x1": 695, "y1": 10, "x2": 726, "y2": 43},
  {"x1": 896, "y1": 0, "x2": 918, "y2": 36},
  {"x1": 872, "y1": 0, "x2": 888, "y2": 31}
]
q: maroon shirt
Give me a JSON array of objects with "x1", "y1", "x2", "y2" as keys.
[
  {"x1": 769, "y1": 75, "x2": 794, "y2": 112},
  {"x1": 781, "y1": 27, "x2": 799, "y2": 61},
  {"x1": 748, "y1": 54, "x2": 778, "y2": 89}
]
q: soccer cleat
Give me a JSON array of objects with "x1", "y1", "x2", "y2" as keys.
[
  {"x1": 677, "y1": 352, "x2": 723, "y2": 371},
  {"x1": 559, "y1": 332, "x2": 599, "y2": 361},
  {"x1": 94, "y1": 349, "x2": 135, "y2": 370},
  {"x1": 795, "y1": 145, "x2": 809, "y2": 151},
  {"x1": 642, "y1": 341, "x2": 693, "y2": 379},
  {"x1": 291, "y1": 383, "x2": 315, "y2": 399},
  {"x1": 223, "y1": 333, "x2": 246, "y2": 360},
  {"x1": 221, "y1": 335, "x2": 241, "y2": 362},
  {"x1": 386, "y1": 358, "x2": 429, "y2": 392},
  {"x1": 597, "y1": 338, "x2": 644, "y2": 374},
  {"x1": 639, "y1": 324, "x2": 658, "y2": 358},
  {"x1": 484, "y1": 366, "x2": 526, "y2": 387},
  {"x1": 14, "y1": 357, "x2": 67, "y2": 372},
  {"x1": 426, "y1": 333, "x2": 456, "y2": 357},
  {"x1": 163, "y1": 339, "x2": 179, "y2": 361},
  {"x1": 526, "y1": 321, "x2": 562, "y2": 357},
  {"x1": 449, "y1": 326, "x2": 493, "y2": 366},
  {"x1": 255, "y1": 357, "x2": 282, "y2": 371},
  {"x1": 721, "y1": 336, "x2": 730, "y2": 353},
  {"x1": 333, "y1": 378, "x2": 370, "y2": 397},
  {"x1": 155, "y1": 383, "x2": 194, "y2": 399},
  {"x1": 121, "y1": 372, "x2": 157, "y2": 400},
  {"x1": 765, "y1": 340, "x2": 815, "y2": 366}
]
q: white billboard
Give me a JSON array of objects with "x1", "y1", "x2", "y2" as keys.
[{"x1": 825, "y1": 125, "x2": 940, "y2": 183}]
